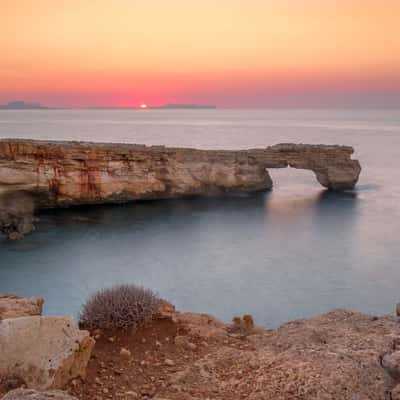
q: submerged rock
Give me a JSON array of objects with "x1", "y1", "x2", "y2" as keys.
[
  {"x1": 0, "y1": 191, "x2": 36, "y2": 240},
  {"x1": 0, "y1": 316, "x2": 95, "y2": 390}
]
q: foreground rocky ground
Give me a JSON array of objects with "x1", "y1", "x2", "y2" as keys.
[
  {"x1": 63, "y1": 304, "x2": 400, "y2": 400},
  {"x1": 2, "y1": 298, "x2": 400, "y2": 399}
]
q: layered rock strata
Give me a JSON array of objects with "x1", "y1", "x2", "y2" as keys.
[
  {"x1": 0, "y1": 295, "x2": 44, "y2": 319},
  {"x1": 0, "y1": 139, "x2": 361, "y2": 237}
]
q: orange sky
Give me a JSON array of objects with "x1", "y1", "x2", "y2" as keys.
[{"x1": 1, "y1": 0, "x2": 399, "y2": 107}]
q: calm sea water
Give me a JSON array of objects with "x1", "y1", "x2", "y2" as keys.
[{"x1": 0, "y1": 109, "x2": 399, "y2": 327}]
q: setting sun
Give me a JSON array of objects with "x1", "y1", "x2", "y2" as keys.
[{"x1": 0, "y1": 0, "x2": 399, "y2": 108}]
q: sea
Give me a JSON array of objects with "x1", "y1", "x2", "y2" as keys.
[{"x1": 0, "y1": 109, "x2": 399, "y2": 327}]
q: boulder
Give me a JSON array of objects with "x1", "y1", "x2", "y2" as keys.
[
  {"x1": 0, "y1": 316, "x2": 95, "y2": 390},
  {"x1": 382, "y1": 351, "x2": 400, "y2": 380},
  {"x1": 1, "y1": 389, "x2": 77, "y2": 399},
  {"x1": 0, "y1": 295, "x2": 44, "y2": 319}
]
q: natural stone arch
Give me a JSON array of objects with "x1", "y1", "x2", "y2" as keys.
[{"x1": 0, "y1": 139, "x2": 361, "y2": 237}]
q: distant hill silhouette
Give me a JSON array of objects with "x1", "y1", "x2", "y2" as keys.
[
  {"x1": 0, "y1": 101, "x2": 48, "y2": 110},
  {"x1": 0, "y1": 101, "x2": 216, "y2": 110},
  {"x1": 155, "y1": 103, "x2": 216, "y2": 109}
]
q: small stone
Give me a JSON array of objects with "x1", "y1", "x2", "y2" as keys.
[
  {"x1": 8, "y1": 232, "x2": 23, "y2": 240},
  {"x1": 125, "y1": 391, "x2": 138, "y2": 398},
  {"x1": 120, "y1": 347, "x2": 131, "y2": 357},
  {"x1": 164, "y1": 358, "x2": 175, "y2": 366},
  {"x1": 108, "y1": 337, "x2": 115, "y2": 343},
  {"x1": 142, "y1": 338, "x2": 147, "y2": 343},
  {"x1": 187, "y1": 342, "x2": 197, "y2": 350},
  {"x1": 174, "y1": 335, "x2": 196, "y2": 350},
  {"x1": 92, "y1": 329, "x2": 103, "y2": 337},
  {"x1": 174, "y1": 336, "x2": 187, "y2": 347},
  {"x1": 103, "y1": 388, "x2": 109, "y2": 394}
]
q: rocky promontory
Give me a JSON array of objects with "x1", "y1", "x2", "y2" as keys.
[
  {"x1": 2, "y1": 296, "x2": 400, "y2": 400},
  {"x1": 0, "y1": 139, "x2": 361, "y2": 238}
]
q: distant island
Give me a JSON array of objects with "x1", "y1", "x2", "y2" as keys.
[
  {"x1": 0, "y1": 101, "x2": 48, "y2": 110},
  {"x1": 88, "y1": 104, "x2": 217, "y2": 110},
  {"x1": 154, "y1": 103, "x2": 216, "y2": 110},
  {"x1": 0, "y1": 101, "x2": 216, "y2": 110}
]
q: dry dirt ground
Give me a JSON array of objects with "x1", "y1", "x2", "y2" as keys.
[{"x1": 66, "y1": 316, "x2": 255, "y2": 400}]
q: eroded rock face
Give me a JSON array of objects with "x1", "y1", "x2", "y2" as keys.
[
  {"x1": 0, "y1": 140, "x2": 360, "y2": 206},
  {"x1": 0, "y1": 139, "x2": 361, "y2": 237},
  {"x1": 0, "y1": 316, "x2": 95, "y2": 390},
  {"x1": 0, "y1": 295, "x2": 44, "y2": 319},
  {"x1": 1, "y1": 389, "x2": 78, "y2": 400}
]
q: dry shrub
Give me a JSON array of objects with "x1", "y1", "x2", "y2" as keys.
[{"x1": 79, "y1": 284, "x2": 160, "y2": 330}]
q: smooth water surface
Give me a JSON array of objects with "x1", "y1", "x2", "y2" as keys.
[{"x1": 0, "y1": 109, "x2": 399, "y2": 327}]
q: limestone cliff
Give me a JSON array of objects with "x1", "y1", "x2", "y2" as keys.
[
  {"x1": 0, "y1": 140, "x2": 360, "y2": 204},
  {"x1": 0, "y1": 139, "x2": 361, "y2": 237}
]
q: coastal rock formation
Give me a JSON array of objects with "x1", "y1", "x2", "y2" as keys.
[
  {"x1": 2, "y1": 389, "x2": 77, "y2": 400},
  {"x1": 0, "y1": 316, "x2": 94, "y2": 390},
  {"x1": 0, "y1": 295, "x2": 44, "y2": 319},
  {"x1": 0, "y1": 139, "x2": 361, "y2": 237}
]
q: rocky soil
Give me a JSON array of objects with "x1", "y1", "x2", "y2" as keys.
[{"x1": 63, "y1": 304, "x2": 400, "y2": 400}]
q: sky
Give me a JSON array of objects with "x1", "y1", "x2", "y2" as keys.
[{"x1": 1, "y1": 0, "x2": 399, "y2": 108}]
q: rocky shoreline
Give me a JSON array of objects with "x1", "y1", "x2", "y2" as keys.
[
  {"x1": 0, "y1": 140, "x2": 361, "y2": 239},
  {"x1": 1, "y1": 295, "x2": 400, "y2": 399}
]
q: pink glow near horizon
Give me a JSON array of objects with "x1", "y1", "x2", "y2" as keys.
[{"x1": 1, "y1": 0, "x2": 399, "y2": 108}]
